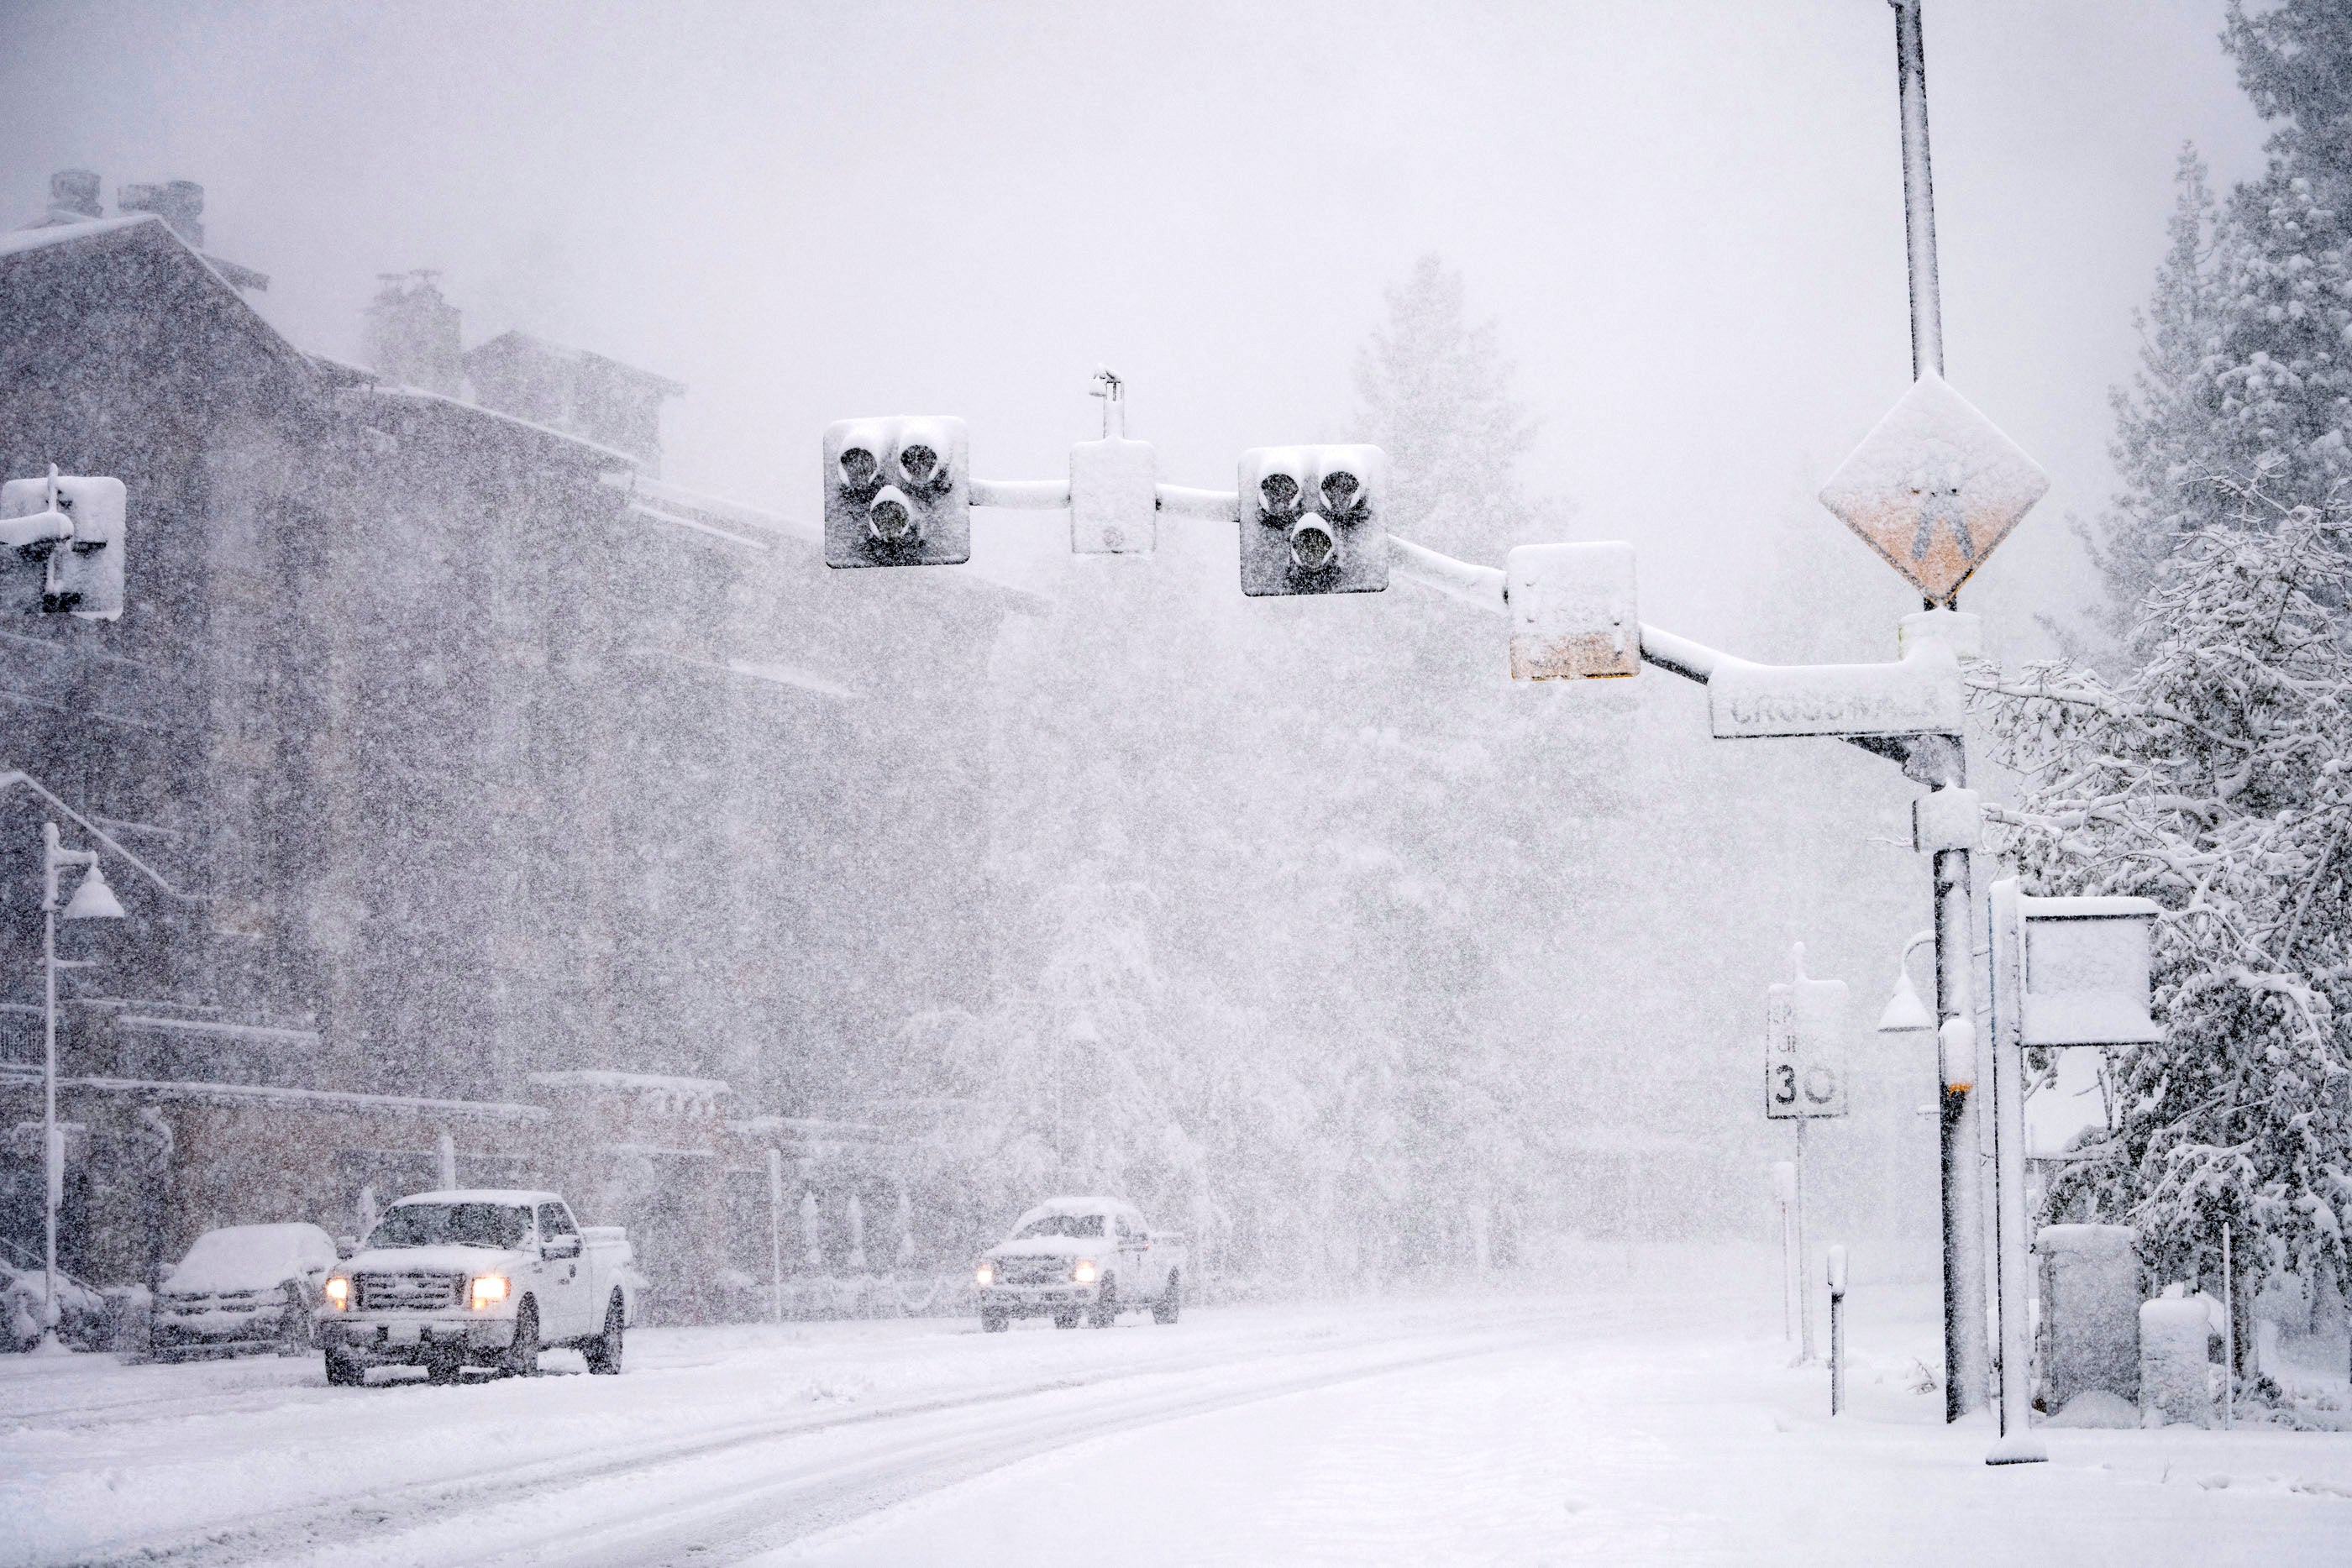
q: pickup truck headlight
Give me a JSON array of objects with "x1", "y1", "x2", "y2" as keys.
[
  {"x1": 974, "y1": 1261, "x2": 995, "y2": 1287},
  {"x1": 1074, "y1": 1258, "x2": 1098, "y2": 1284},
  {"x1": 323, "y1": 1277, "x2": 350, "y2": 1310},
  {"x1": 469, "y1": 1275, "x2": 510, "y2": 1310}
]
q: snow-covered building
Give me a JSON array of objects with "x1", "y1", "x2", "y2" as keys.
[{"x1": 0, "y1": 177, "x2": 1035, "y2": 1310}]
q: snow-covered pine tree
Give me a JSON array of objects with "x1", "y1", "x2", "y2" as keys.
[
  {"x1": 1977, "y1": 496, "x2": 2352, "y2": 1325},
  {"x1": 2094, "y1": 6, "x2": 2352, "y2": 623}
]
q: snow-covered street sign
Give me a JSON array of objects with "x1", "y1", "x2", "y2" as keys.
[
  {"x1": 1765, "y1": 969, "x2": 1849, "y2": 1120},
  {"x1": 1505, "y1": 542, "x2": 1640, "y2": 679},
  {"x1": 2013, "y1": 895, "x2": 2162, "y2": 1051},
  {"x1": 1709, "y1": 637, "x2": 1962, "y2": 739},
  {"x1": 1818, "y1": 372, "x2": 2050, "y2": 606}
]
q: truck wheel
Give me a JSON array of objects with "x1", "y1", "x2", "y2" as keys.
[
  {"x1": 980, "y1": 1309, "x2": 1009, "y2": 1333},
  {"x1": 1053, "y1": 1311, "x2": 1079, "y2": 1329},
  {"x1": 585, "y1": 1293, "x2": 625, "y2": 1375},
  {"x1": 324, "y1": 1350, "x2": 365, "y2": 1387},
  {"x1": 1089, "y1": 1277, "x2": 1118, "y2": 1328},
  {"x1": 1153, "y1": 1271, "x2": 1181, "y2": 1325},
  {"x1": 500, "y1": 1299, "x2": 540, "y2": 1378}
]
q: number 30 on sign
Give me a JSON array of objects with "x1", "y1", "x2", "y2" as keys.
[{"x1": 1765, "y1": 981, "x2": 1849, "y2": 1120}]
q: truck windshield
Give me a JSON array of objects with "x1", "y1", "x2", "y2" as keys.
[
  {"x1": 1014, "y1": 1214, "x2": 1102, "y2": 1240},
  {"x1": 368, "y1": 1204, "x2": 528, "y2": 1250}
]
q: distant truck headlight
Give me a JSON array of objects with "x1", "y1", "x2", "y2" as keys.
[
  {"x1": 469, "y1": 1275, "x2": 510, "y2": 1310},
  {"x1": 974, "y1": 1261, "x2": 995, "y2": 1287},
  {"x1": 1073, "y1": 1258, "x2": 1098, "y2": 1285},
  {"x1": 323, "y1": 1276, "x2": 350, "y2": 1310}
]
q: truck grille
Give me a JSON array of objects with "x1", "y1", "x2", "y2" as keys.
[
  {"x1": 995, "y1": 1256, "x2": 1070, "y2": 1286},
  {"x1": 355, "y1": 1272, "x2": 463, "y2": 1310}
]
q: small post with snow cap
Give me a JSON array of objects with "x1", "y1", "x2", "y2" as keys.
[{"x1": 1827, "y1": 1244, "x2": 1849, "y2": 1415}]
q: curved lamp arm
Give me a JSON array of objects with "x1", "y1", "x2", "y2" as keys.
[{"x1": 1, "y1": 770, "x2": 209, "y2": 902}]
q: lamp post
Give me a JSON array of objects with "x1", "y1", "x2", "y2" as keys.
[{"x1": 36, "y1": 821, "x2": 124, "y2": 1350}]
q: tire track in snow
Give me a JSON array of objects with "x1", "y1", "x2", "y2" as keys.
[{"x1": 69, "y1": 1305, "x2": 1616, "y2": 1568}]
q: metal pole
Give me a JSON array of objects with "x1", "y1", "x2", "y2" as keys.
[
  {"x1": 1986, "y1": 878, "x2": 2047, "y2": 1463},
  {"x1": 41, "y1": 842, "x2": 60, "y2": 1345},
  {"x1": 1828, "y1": 1245, "x2": 1849, "y2": 1415},
  {"x1": 1890, "y1": 0, "x2": 1945, "y2": 381},
  {"x1": 1795, "y1": 1116, "x2": 1815, "y2": 1363},
  {"x1": 2221, "y1": 1221, "x2": 2234, "y2": 1431},
  {"x1": 1935, "y1": 831, "x2": 1990, "y2": 1418},
  {"x1": 768, "y1": 1148, "x2": 786, "y2": 1327}
]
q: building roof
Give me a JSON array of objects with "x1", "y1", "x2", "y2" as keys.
[
  {"x1": 463, "y1": 329, "x2": 686, "y2": 396},
  {"x1": 0, "y1": 214, "x2": 307, "y2": 375}
]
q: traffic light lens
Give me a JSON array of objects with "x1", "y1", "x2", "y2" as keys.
[
  {"x1": 900, "y1": 445, "x2": 940, "y2": 487},
  {"x1": 840, "y1": 448, "x2": 879, "y2": 489},
  {"x1": 868, "y1": 490, "x2": 917, "y2": 545},
  {"x1": 1289, "y1": 518, "x2": 1337, "y2": 572},
  {"x1": 1259, "y1": 474, "x2": 1299, "y2": 515},
  {"x1": 1320, "y1": 470, "x2": 1360, "y2": 512}
]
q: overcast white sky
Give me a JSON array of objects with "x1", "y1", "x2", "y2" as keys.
[{"x1": 0, "y1": 0, "x2": 2271, "y2": 645}]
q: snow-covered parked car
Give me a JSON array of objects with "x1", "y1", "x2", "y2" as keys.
[
  {"x1": 974, "y1": 1196, "x2": 1184, "y2": 1332},
  {"x1": 152, "y1": 1222, "x2": 338, "y2": 1359},
  {"x1": 318, "y1": 1188, "x2": 639, "y2": 1385}
]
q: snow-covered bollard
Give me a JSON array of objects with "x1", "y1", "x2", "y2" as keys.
[
  {"x1": 2037, "y1": 1225, "x2": 2140, "y2": 1419},
  {"x1": 2139, "y1": 1284, "x2": 2223, "y2": 1428}
]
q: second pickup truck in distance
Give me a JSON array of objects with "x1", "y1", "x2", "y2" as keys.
[{"x1": 974, "y1": 1196, "x2": 1184, "y2": 1332}]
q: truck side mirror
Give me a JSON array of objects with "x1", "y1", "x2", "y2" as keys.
[
  {"x1": 543, "y1": 1235, "x2": 582, "y2": 1261},
  {"x1": 335, "y1": 1236, "x2": 356, "y2": 1260}
]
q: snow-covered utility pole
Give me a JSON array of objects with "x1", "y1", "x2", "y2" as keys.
[
  {"x1": 1891, "y1": 0, "x2": 1943, "y2": 382},
  {"x1": 768, "y1": 1149, "x2": 787, "y2": 1325}
]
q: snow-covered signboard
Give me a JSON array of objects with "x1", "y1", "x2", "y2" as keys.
[
  {"x1": 1818, "y1": 372, "x2": 2050, "y2": 606},
  {"x1": 2018, "y1": 894, "x2": 2162, "y2": 1048},
  {"x1": 1505, "y1": 541, "x2": 1641, "y2": 680},
  {"x1": 1764, "y1": 976, "x2": 1849, "y2": 1120},
  {"x1": 1709, "y1": 638, "x2": 1962, "y2": 740}
]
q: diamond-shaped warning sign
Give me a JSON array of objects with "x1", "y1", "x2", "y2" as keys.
[{"x1": 1819, "y1": 373, "x2": 2050, "y2": 606}]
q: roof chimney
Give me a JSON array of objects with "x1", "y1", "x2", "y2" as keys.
[
  {"x1": 47, "y1": 170, "x2": 102, "y2": 223},
  {"x1": 118, "y1": 179, "x2": 206, "y2": 248},
  {"x1": 365, "y1": 270, "x2": 465, "y2": 398}
]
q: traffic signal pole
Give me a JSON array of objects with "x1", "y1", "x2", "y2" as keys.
[{"x1": 1889, "y1": 0, "x2": 1992, "y2": 1422}]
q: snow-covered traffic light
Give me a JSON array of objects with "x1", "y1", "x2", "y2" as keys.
[
  {"x1": 823, "y1": 417, "x2": 970, "y2": 568},
  {"x1": 2, "y1": 470, "x2": 126, "y2": 620},
  {"x1": 1237, "y1": 445, "x2": 1387, "y2": 596}
]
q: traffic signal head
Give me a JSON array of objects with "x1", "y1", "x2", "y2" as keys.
[
  {"x1": 1236, "y1": 444, "x2": 1386, "y2": 596},
  {"x1": 2, "y1": 472, "x2": 126, "y2": 620},
  {"x1": 823, "y1": 417, "x2": 970, "y2": 568}
]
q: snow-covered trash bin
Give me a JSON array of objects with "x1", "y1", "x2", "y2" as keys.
[
  {"x1": 2036, "y1": 1224, "x2": 2139, "y2": 1422},
  {"x1": 2139, "y1": 1284, "x2": 2223, "y2": 1428}
]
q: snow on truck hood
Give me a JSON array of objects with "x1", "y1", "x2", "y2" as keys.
[{"x1": 341, "y1": 1243, "x2": 524, "y2": 1275}]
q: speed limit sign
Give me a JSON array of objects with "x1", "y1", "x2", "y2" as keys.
[{"x1": 1765, "y1": 975, "x2": 1850, "y2": 1120}]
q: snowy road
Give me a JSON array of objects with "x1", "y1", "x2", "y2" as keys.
[{"x1": 5, "y1": 1277, "x2": 2349, "y2": 1566}]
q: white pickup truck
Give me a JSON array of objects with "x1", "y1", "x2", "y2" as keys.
[
  {"x1": 318, "y1": 1188, "x2": 640, "y2": 1385},
  {"x1": 974, "y1": 1196, "x2": 1184, "y2": 1332}
]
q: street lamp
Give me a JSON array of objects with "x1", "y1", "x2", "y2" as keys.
[
  {"x1": 36, "y1": 821, "x2": 123, "y2": 1351},
  {"x1": 1877, "y1": 930, "x2": 1936, "y2": 1035}
]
